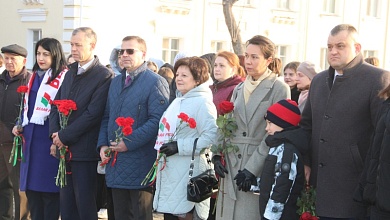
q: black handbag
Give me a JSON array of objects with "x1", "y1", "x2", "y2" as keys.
[{"x1": 187, "y1": 138, "x2": 219, "y2": 203}]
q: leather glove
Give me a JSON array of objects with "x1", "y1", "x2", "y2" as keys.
[
  {"x1": 159, "y1": 141, "x2": 178, "y2": 157},
  {"x1": 234, "y1": 169, "x2": 257, "y2": 192},
  {"x1": 212, "y1": 155, "x2": 228, "y2": 178}
]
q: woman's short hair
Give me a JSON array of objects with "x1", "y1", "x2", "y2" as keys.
[{"x1": 174, "y1": 56, "x2": 209, "y2": 85}]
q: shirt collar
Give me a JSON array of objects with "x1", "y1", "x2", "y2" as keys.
[{"x1": 78, "y1": 57, "x2": 95, "y2": 72}]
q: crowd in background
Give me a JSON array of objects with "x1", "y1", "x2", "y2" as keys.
[{"x1": 0, "y1": 23, "x2": 390, "y2": 220}]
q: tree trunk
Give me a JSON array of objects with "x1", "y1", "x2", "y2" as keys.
[{"x1": 222, "y1": 0, "x2": 244, "y2": 55}]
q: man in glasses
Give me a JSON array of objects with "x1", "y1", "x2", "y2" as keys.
[
  {"x1": 98, "y1": 36, "x2": 169, "y2": 219},
  {"x1": 49, "y1": 27, "x2": 113, "y2": 220}
]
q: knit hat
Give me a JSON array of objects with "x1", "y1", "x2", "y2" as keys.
[
  {"x1": 297, "y1": 61, "x2": 317, "y2": 80},
  {"x1": 1, "y1": 44, "x2": 28, "y2": 58},
  {"x1": 265, "y1": 99, "x2": 301, "y2": 128}
]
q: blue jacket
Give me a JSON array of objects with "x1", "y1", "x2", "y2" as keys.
[{"x1": 98, "y1": 62, "x2": 169, "y2": 189}]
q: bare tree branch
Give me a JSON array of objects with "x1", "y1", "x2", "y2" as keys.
[{"x1": 222, "y1": 0, "x2": 244, "y2": 55}]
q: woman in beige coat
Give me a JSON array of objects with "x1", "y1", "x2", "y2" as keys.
[{"x1": 212, "y1": 35, "x2": 290, "y2": 220}]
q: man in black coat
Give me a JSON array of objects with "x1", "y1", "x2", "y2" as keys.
[
  {"x1": 49, "y1": 27, "x2": 113, "y2": 220},
  {"x1": 300, "y1": 24, "x2": 390, "y2": 219}
]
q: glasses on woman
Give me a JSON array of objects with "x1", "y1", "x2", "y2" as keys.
[{"x1": 118, "y1": 49, "x2": 140, "y2": 55}]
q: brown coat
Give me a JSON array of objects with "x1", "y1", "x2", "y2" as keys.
[
  {"x1": 0, "y1": 68, "x2": 31, "y2": 182},
  {"x1": 300, "y1": 53, "x2": 390, "y2": 218},
  {"x1": 216, "y1": 71, "x2": 290, "y2": 220}
]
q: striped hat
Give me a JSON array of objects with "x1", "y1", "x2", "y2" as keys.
[{"x1": 265, "y1": 99, "x2": 301, "y2": 128}]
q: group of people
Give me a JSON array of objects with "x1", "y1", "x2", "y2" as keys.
[{"x1": 0, "y1": 23, "x2": 389, "y2": 220}]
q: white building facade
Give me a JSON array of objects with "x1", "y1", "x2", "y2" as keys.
[{"x1": 1, "y1": 0, "x2": 389, "y2": 70}]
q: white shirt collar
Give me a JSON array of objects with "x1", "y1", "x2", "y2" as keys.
[
  {"x1": 78, "y1": 57, "x2": 95, "y2": 72},
  {"x1": 333, "y1": 70, "x2": 343, "y2": 84}
]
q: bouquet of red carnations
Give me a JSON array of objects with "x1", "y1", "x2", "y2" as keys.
[
  {"x1": 9, "y1": 85, "x2": 29, "y2": 166},
  {"x1": 100, "y1": 116, "x2": 134, "y2": 167},
  {"x1": 141, "y1": 112, "x2": 196, "y2": 186},
  {"x1": 52, "y1": 99, "x2": 77, "y2": 188}
]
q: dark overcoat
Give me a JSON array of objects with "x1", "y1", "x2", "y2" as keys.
[{"x1": 300, "y1": 53, "x2": 390, "y2": 218}]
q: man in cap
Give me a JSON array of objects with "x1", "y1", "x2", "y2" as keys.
[{"x1": 0, "y1": 44, "x2": 31, "y2": 220}]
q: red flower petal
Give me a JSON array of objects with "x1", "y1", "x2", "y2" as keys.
[
  {"x1": 218, "y1": 101, "x2": 234, "y2": 115},
  {"x1": 188, "y1": 118, "x2": 196, "y2": 129},
  {"x1": 178, "y1": 112, "x2": 189, "y2": 122}
]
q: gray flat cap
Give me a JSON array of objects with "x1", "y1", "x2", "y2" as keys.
[{"x1": 1, "y1": 44, "x2": 27, "y2": 58}]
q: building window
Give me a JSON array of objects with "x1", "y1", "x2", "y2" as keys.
[
  {"x1": 320, "y1": 48, "x2": 329, "y2": 70},
  {"x1": 364, "y1": 50, "x2": 378, "y2": 58},
  {"x1": 211, "y1": 41, "x2": 226, "y2": 53},
  {"x1": 276, "y1": 0, "x2": 290, "y2": 9},
  {"x1": 26, "y1": 29, "x2": 42, "y2": 68},
  {"x1": 162, "y1": 38, "x2": 180, "y2": 65},
  {"x1": 275, "y1": 45, "x2": 288, "y2": 68},
  {"x1": 323, "y1": 0, "x2": 336, "y2": 14},
  {"x1": 32, "y1": 30, "x2": 41, "y2": 64},
  {"x1": 367, "y1": 0, "x2": 380, "y2": 17}
]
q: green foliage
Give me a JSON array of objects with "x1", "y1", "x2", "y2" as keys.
[
  {"x1": 211, "y1": 113, "x2": 238, "y2": 154},
  {"x1": 297, "y1": 184, "x2": 317, "y2": 217}
]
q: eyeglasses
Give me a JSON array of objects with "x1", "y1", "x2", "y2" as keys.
[{"x1": 118, "y1": 49, "x2": 140, "y2": 55}]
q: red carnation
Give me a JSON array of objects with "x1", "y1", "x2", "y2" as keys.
[
  {"x1": 124, "y1": 117, "x2": 135, "y2": 126},
  {"x1": 219, "y1": 101, "x2": 234, "y2": 115},
  {"x1": 115, "y1": 117, "x2": 126, "y2": 127},
  {"x1": 104, "y1": 116, "x2": 135, "y2": 167},
  {"x1": 16, "y1": 85, "x2": 28, "y2": 93},
  {"x1": 178, "y1": 112, "x2": 190, "y2": 122},
  {"x1": 122, "y1": 126, "x2": 133, "y2": 136},
  {"x1": 188, "y1": 118, "x2": 196, "y2": 129}
]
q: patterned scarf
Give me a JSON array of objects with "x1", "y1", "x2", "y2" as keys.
[
  {"x1": 22, "y1": 68, "x2": 67, "y2": 126},
  {"x1": 154, "y1": 97, "x2": 184, "y2": 150}
]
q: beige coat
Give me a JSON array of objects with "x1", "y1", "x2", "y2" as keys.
[{"x1": 216, "y1": 72, "x2": 290, "y2": 220}]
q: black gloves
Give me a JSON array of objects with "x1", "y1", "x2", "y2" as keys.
[
  {"x1": 159, "y1": 141, "x2": 178, "y2": 157},
  {"x1": 212, "y1": 155, "x2": 228, "y2": 178},
  {"x1": 234, "y1": 169, "x2": 257, "y2": 192}
]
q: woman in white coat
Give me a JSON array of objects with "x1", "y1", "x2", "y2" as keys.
[{"x1": 153, "y1": 57, "x2": 218, "y2": 220}]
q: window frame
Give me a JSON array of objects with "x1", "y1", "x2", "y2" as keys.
[
  {"x1": 276, "y1": 0, "x2": 290, "y2": 10},
  {"x1": 366, "y1": 0, "x2": 381, "y2": 18},
  {"x1": 322, "y1": 0, "x2": 336, "y2": 14},
  {"x1": 26, "y1": 29, "x2": 42, "y2": 69},
  {"x1": 275, "y1": 45, "x2": 288, "y2": 68},
  {"x1": 320, "y1": 48, "x2": 330, "y2": 70},
  {"x1": 162, "y1": 38, "x2": 180, "y2": 65}
]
